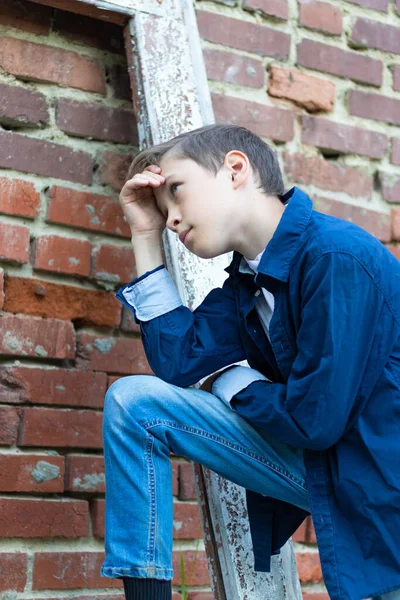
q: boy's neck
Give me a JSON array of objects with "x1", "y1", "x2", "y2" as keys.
[{"x1": 236, "y1": 194, "x2": 286, "y2": 260}]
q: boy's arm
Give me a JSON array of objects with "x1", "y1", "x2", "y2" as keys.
[{"x1": 218, "y1": 252, "x2": 391, "y2": 451}]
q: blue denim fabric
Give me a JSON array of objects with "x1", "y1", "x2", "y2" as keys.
[{"x1": 100, "y1": 374, "x2": 309, "y2": 580}]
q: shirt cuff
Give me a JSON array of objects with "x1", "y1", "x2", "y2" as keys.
[
  {"x1": 212, "y1": 366, "x2": 270, "y2": 408},
  {"x1": 116, "y1": 265, "x2": 183, "y2": 322}
]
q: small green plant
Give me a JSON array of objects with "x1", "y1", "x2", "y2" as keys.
[{"x1": 179, "y1": 530, "x2": 202, "y2": 600}]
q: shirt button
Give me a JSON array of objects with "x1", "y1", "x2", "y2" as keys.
[{"x1": 254, "y1": 290, "x2": 261, "y2": 297}]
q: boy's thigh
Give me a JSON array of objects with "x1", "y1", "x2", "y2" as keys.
[{"x1": 107, "y1": 374, "x2": 309, "y2": 511}]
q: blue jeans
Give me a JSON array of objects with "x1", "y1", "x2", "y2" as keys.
[{"x1": 100, "y1": 374, "x2": 309, "y2": 580}]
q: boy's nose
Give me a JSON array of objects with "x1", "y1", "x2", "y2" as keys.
[{"x1": 167, "y1": 213, "x2": 182, "y2": 232}]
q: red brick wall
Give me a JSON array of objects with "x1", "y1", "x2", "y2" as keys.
[{"x1": 0, "y1": 0, "x2": 399, "y2": 599}]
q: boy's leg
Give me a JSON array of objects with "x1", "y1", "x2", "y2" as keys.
[{"x1": 100, "y1": 374, "x2": 309, "y2": 582}]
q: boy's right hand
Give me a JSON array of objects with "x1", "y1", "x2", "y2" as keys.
[{"x1": 119, "y1": 164, "x2": 167, "y2": 238}]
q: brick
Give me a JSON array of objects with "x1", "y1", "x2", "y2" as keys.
[
  {"x1": 0, "y1": 314, "x2": 75, "y2": 359},
  {"x1": 108, "y1": 63, "x2": 132, "y2": 100},
  {"x1": 196, "y1": 11, "x2": 290, "y2": 58},
  {"x1": 242, "y1": 0, "x2": 288, "y2": 20},
  {"x1": 188, "y1": 594, "x2": 213, "y2": 600},
  {"x1": 99, "y1": 151, "x2": 133, "y2": 191},
  {"x1": 392, "y1": 139, "x2": 400, "y2": 165},
  {"x1": 173, "y1": 503, "x2": 202, "y2": 539},
  {"x1": 179, "y1": 462, "x2": 197, "y2": 500},
  {"x1": 172, "y1": 461, "x2": 179, "y2": 496},
  {"x1": 0, "y1": 498, "x2": 88, "y2": 538},
  {"x1": 172, "y1": 551, "x2": 209, "y2": 586},
  {"x1": 307, "y1": 517, "x2": 317, "y2": 543},
  {"x1": 387, "y1": 244, "x2": 400, "y2": 261},
  {"x1": 0, "y1": 454, "x2": 64, "y2": 492},
  {"x1": 0, "y1": 37, "x2": 106, "y2": 94},
  {"x1": 53, "y1": 9, "x2": 125, "y2": 55},
  {"x1": 0, "y1": 0, "x2": 52, "y2": 34},
  {"x1": 34, "y1": 235, "x2": 91, "y2": 278},
  {"x1": 351, "y1": 18, "x2": 400, "y2": 55},
  {"x1": 120, "y1": 306, "x2": 141, "y2": 333},
  {"x1": 212, "y1": 93, "x2": 294, "y2": 142},
  {"x1": 299, "y1": 1, "x2": 342, "y2": 35},
  {"x1": 92, "y1": 244, "x2": 136, "y2": 285},
  {"x1": 313, "y1": 196, "x2": 391, "y2": 242},
  {"x1": 0, "y1": 178, "x2": 40, "y2": 218},
  {"x1": 0, "y1": 406, "x2": 20, "y2": 445},
  {"x1": 0, "y1": 222, "x2": 29, "y2": 264},
  {"x1": 292, "y1": 518, "x2": 307, "y2": 542},
  {"x1": 57, "y1": 99, "x2": 138, "y2": 145},
  {"x1": 0, "y1": 131, "x2": 93, "y2": 185},
  {"x1": 77, "y1": 333, "x2": 153, "y2": 374},
  {"x1": 0, "y1": 553, "x2": 28, "y2": 591},
  {"x1": 297, "y1": 39, "x2": 382, "y2": 87},
  {"x1": 379, "y1": 172, "x2": 400, "y2": 204},
  {"x1": 91, "y1": 498, "x2": 105, "y2": 537},
  {"x1": 65, "y1": 455, "x2": 105, "y2": 493},
  {"x1": 296, "y1": 552, "x2": 323, "y2": 583},
  {"x1": 107, "y1": 375, "x2": 122, "y2": 387},
  {"x1": 4, "y1": 276, "x2": 121, "y2": 327},
  {"x1": 349, "y1": 90, "x2": 400, "y2": 127},
  {"x1": 346, "y1": 0, "x2": 388, "y2": 10},
  {"x1": 283, "y1": 153, "x2": 373, "y2": 198},
  {"x1": 393, "y1": 66, "x2": 400, "y2": 92},
  {"x1": 47, "y1": 186, "x2": 130, "y2": 238},
  {"x1": 0, "y1": 268, "x2": 3, "y2": 310},
  {"x1": 0, "y1": 367, "x2": 106, "y2": 408},
  {"x1": 203, "y1": 49, "x2": 264, "y2": 88},
  {"x1": 19, "y1": 407, "x2": 103, "y2": 449},
  {"x1": 301, "y1": 115, "x2": 388, "y2": 159},
  {"x1": 268, "y1": 67, "x2": 335, "y2": 113},
  {"x1": 302, "y1": 594, "x2": 329, "y2": 600},
  {"x1": 33, "y1": 552, "x2": 122, "y2": 590},
  {"x1": 0, "y1": 82, "x2": 49, "y2": 128}
]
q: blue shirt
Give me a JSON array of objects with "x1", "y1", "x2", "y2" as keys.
[{"x1": 117, "y1": 187, "x2": 400, "y2": 600}]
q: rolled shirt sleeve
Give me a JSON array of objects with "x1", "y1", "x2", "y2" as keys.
[{"x1": 212, "y1": 365, "x2": 270, "y2": 408}]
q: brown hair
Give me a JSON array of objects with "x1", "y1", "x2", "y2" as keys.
[{"x1": 127, "y1": 123, "x2": 285, "y2": 196}]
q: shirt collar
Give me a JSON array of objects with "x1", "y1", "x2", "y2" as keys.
[{"x1": 226, "y1": 187, "x2": 313, "y2": 283}]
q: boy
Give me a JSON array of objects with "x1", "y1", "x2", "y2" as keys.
[{"x1": 100, "y1": 124, "x2": 400, "y2": 600}]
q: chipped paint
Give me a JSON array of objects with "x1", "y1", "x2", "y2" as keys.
[
  {"x1": 69, "y1": 257, "x2": 80, "y2": 265},
  {"x1": 55, "y1": 385, "x2": 66, "y2": 392},
  {"x1": 32, "y1": 461, "x2": 60, "y2": 483},
  {"x1": 93, "y1": 338, "x2": 116, "y2": 353},
  {"x1": 73, "y1": 473, "x2": 105, "y2": 490},
  {"x1": 4, "y1": 332, "x2": 23, "y2": 352},
  {"x1": 35, "y1": 345, "x2": 48, "y2": 357}
]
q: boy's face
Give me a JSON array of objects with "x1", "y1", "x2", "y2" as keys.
[{"x1": 154, "y1": 152, "x2": 244, "y2": 259}]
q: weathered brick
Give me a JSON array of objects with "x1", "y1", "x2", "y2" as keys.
[
  {"x1": 0, "y1": 0, "x2": 52, "y2": 34},
  {"x1": 196, "y1": 11, "x2": 290, "y2": 58},
  {"x1": 65, "y1": 455, "x2": 105, "y2": 493},
  {"x1": 268, "y1": 67, "x2": 335, "y2": 112},
  {"x1": 301, "y1": 115, "x2": 388, "y2": 159},
  {"x1": 0, "y1": 314, "x2": 75, "y2": 359},
  {"x1": 346, "y1": 0, "x2": 388, "y2": 10},
  {"x1": 242, "y1": 0, "x2": 288, "y2": 20},
  {"x1": 0, "y1": 454, "x2": 64, "y2": 492},
  {"x1": 172, "y1": 551, "x2": 209, "y2": 586},
  {"x1": 19, "y1": 407, "x2": 103, "y2": 449},
  {"x1": 47, "y1": 186, "x2": 130, "y2": 238},
  {"x1": 0, "y1": 82, "x2": 49, "y2": 128},
  {"x1": 53, "y1": 9, "x2": 125, "y2": 55},
  {"x1": 292, "y1": 518, "x2": 307, "y2": 542},
  {"x1": 57, "y1": 99, "x2": 138, "y2": 145},
  {"x1": 351, "y1": 18, "x2": 400, "y2": 55},
  {"x1": 34, "y1": 235, "x2": 92, "y2": 278},
  {"x1": 297, "y1": 39, "x2": 382, "y2": 87},
  {"x1": 0, "y1": 498, "x2": 88, "y2": 538},
  {"x1": 120, "y1": 306, "x2": 141, "y2": 333},
  {"x1": 91, "y1": 244, "x2": 136, "y2": 285},
  {"x1": 0, "y1": 131, "x2": 93, "y2": 185},
  {"x1": 0, "y1": 37, "x2": 106, "y2": 94},
  {"x1": 392, "y1": 139, "x2": 400, "y2": 165},
  {"x1": 296, "y1": 552, "x2": 323, "y2": 583},
  {"x1": 173, "y1": 503, "x2": 202, "y2": 539},
  {"x1": 298, "y1": 0, "x2": 342, "y2": 35},
  {"x1": 0, "y1": 553, "x2": 28, "y2": 592},
  {"x1": 349, "y1": 90, "x2": 400, "y2": 126},
  {"x1": 0, "y1": 268, "x2": 3, "y2": 310},
  {"x1": 77, "y1": 333, "x2": 152, "y2": 374},
  {"x1": 172, "y1": 461, "x2": 179, "y2": 496},
  {"x1": 188, "y1": 594, "x2": 213, "y2": 600},
  {"x1": 91, "y1": 498, "x2": 105, "y2": 537},
  {"x1": 0, "y1": 406, "x2": 20, "y2": 446},
  {"x1": 379, "y1": 172, "x2": 400, "y2": 204},
  {"x1": 0, "y1": 178, "x2": 40, "y2": 218},
  {"x1": 283, "y1": 153, "x2": 373, "y2": 198},
  {"x1": 393, "y1": 66, "x2": 400, "y2": 92},
  {"x1": 98, "y1": 151, "x2": 133, "y2": 191},
  {"x1": 0, "y1": 222, "x2": 29, "y2": 264},
  {"x1": 179, "y1": 462, "x2": 197, "y2": 500},
  {"x1": 32, "y1": 552, "x2": 122, "y2": 590},
  {"x1": 203, "y1": 48, "x2": 264, "y2": 88},
  {"x1": 313, "y1": 196, "x2": 391, "y2": 242},
  {"x1": 0, "y1": 366, "x2": 106, "y2": 408},
  {"x1": 4, "y1": 276, "x2": 121, "y2": 327},
  {"x1": 212, "y1": 93, "x2": 294, "y2": 142},
  {"x1": 108, "y1": 63, "x2": 132, "y2": 100},
  {"x1": 107, "y1": 375, "x2": 122, "y2": 387}
]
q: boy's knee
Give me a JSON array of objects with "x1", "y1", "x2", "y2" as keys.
[{"x1": 104, "y1": 374, "x2": 169, "y2": 415}]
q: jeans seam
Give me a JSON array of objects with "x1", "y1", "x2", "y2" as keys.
[
  {"x1": 143, "y1": 418, "x2": 307, "y2": 493},
  {"x1": 146, "y1": 433, "x2": 157, "y2": 566}
]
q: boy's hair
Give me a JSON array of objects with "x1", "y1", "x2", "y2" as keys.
[{"x1": 126, "y1": 124, "x2": 285, "y2": 197}]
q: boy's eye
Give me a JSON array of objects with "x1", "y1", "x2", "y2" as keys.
[{"x1": 170, "y1": 183, "x2": 179, "y2": 195}]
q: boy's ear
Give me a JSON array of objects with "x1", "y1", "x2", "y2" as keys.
[{"x1": 224, "y1": 150, "x2": 249, "y2": 187}]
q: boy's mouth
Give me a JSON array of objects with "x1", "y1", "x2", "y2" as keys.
[{"x1": 179, "y1": 228, "x2": 191, "y2": 244}]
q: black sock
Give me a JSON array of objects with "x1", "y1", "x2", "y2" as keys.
[{"x1": 122, "y1": 577, "x2": 172, "y2": 600}]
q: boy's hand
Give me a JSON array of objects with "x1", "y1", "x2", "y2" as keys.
[{"x1": 119, "y1": 165, "x2": 166, "y2": 238}]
